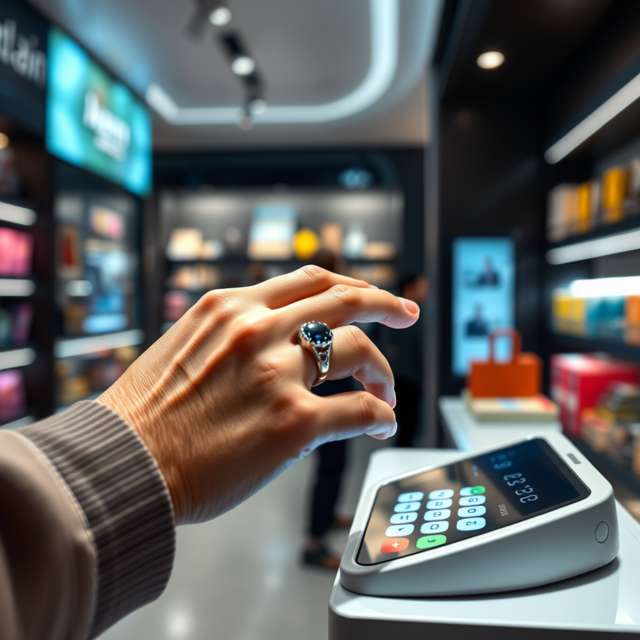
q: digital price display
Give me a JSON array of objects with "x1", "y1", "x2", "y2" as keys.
[{"x1": 357, "y1": 438, "x2": 590, "y2": 566}]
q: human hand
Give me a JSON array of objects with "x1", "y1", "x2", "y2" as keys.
[{"x1": 97, "y1": 266, "x2": 419, "y2": 524}]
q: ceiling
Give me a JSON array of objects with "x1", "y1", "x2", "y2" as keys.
[{"x1": 29, "y1": 0, "x2": 441, "y2": 150}]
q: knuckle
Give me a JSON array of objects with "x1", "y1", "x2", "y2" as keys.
[
  {"x1": 358, "y1": 393, "x2": 380, "y2": 426},
  {"x1": 229, "y1": 313, "x2": 272, "y2": 351},
  {"x1": 330, "y1": 284, "x2": 361, "y2": 306},
  {"x1": 274, "y1": 394, "x2": 317, "y2": 450},
  {"x1": 197, "y1": 290, "x2": 236, "y2": 322},
  {"x1": 344, "y1": 325, "x2": 369, "y2": 354},
  {"x1": 298, "y1": 264, "x2": 331, "y2": 286}
]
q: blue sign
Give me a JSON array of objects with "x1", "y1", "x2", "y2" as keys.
[{"x1": 46, "y1": 26, "x2": 152, "y2": 196}]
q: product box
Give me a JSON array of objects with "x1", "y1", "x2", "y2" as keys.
[
  {"x1": 555, "y1": 355, "x2": 640, "y2": 436},
  {"x1": 626, "y1": 296, "x2": 640, "y2": 345},
  {"x1": 602, "y1": 166, "x2": 628, "y2": 224},
  {"x1": 547, "y1": 184, "x2": 577, "y2": 241},
  {"x1": 0, "y1": 369, "x2": 27, "y2": 423}
]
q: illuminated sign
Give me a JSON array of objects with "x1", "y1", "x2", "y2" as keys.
[{"x1": 46, "y1": 26, "x2": 151, "y2": 196}]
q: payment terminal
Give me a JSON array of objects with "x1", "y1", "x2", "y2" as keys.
[{"x1": 339, "y1": 433, "x2": 618, "y2": 597}]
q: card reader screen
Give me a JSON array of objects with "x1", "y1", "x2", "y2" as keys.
[{"x1": 357, "y1": 438, "x2": 590, "y2": 565}]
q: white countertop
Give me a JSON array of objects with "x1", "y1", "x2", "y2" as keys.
[
  {"x1": 439, "y1": 396, "x2": 562, "y2": 452},
  {"x1": 329, "y1": 448, "x2": 640, "y2": 639}
]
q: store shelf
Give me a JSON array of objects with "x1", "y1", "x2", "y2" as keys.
[
  {"x1": 0, "y1": 414, "x2": 36, "y2": 430},
  {"x1": 0, "y1": 347, "x2": 36, "y2": 371},
  {"x1": 0, "y1": 278, "x2": 36, "y2": 297},
  {"x1": 571, "y1": 436, "x2": 640, "y2": 497},
  {"x1": 550, "y1": 333, "x2": 640, "y2": 360},
  {"x1": 546, "y1": 216, "x2": 640, "y2": 264},
  {"x1": 55, "y1": 329, "x2": 145, "y2": 358}
]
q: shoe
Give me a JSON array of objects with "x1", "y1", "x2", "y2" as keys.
[{"x1": 302, "y1": 545, "x2": 341, "y2": 570}]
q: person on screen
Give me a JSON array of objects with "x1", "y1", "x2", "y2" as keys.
[
  {"x1": 476, "y1": 257, "x2": 499, "y2": 286},
  {"x1": 466, "y1": 304, "x2": 489, "y2": 336}
]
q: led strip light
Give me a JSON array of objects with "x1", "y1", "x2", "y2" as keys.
[
  {"x1": 0, "y1": 348, "x2": 36, "y2": 371},
  {"x1": 146, "y1": 0, "x2": 399, "y2": 125},
  {"x1": 0, "y1": 201, "x2": 36, "y2": 226},
  {"x1": 545, "y1": 71, "x2": 640, "y2": 164},
  {"x1": 546, "y1": 228, "x2": 640, "y2": 264},
  {"x1": 55, "y1": 329, "x2": 145, "y2": 358},
  {"x1": 0, "y1": 279, "x2": 36, "y2": 296}
]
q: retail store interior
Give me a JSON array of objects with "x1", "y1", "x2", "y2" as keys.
[{"x1": 3, "y1": 0, "x2": 640, "y2": 638}]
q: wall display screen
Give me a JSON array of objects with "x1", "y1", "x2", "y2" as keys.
[
  {"x1": 46, "y1": 26, "x2": 152, "y2": 197},
  {"x1": 357, "y1": 438, "x2": 589, "y2": 566},
  {"x1": 452, "y1": 237, "x2": 515, "y2": 377}
]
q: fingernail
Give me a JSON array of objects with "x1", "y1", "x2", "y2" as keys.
[
  {"x1": 400, "y1": 297, "x2": 419, "y2": 314},
  {"x1": 390, "y1": 388, "x2": 397, "y2": 409},
  {"x1": 387, "y1": 423, "x2": 398, "y2": 438}
]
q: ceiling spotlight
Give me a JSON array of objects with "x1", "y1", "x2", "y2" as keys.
[
  {"x1": 477, "y1": 51, "x2": 505, "y2": 70},
  {"x1": 231, "y1": 55, "x2": 255, "y2": 76},
  {"x1": 0, "y1": 133, "x2": 9, "y2": 149},
  {"x1": 248, "y1": 99, "x2": 267, "y2": 116},
  {"x1": 209, "y1": 6, "x2": 232, "y2": 26}
]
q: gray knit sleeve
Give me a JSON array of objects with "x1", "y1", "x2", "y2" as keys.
[{"x1": 19, "y1": 401, "x2": 176, "y2": 639}]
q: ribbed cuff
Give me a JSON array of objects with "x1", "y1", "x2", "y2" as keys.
[{"x1": 20, "y1": 401, "x2": 176, "y2": 639}]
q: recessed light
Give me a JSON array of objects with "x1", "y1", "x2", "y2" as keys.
[
  {"x1": 231, "y1": 55, "x2": 255, "y2": 76},
  {"x1": 477, "y1": 51, "x2": 505, "y2": 70},
  {"x1": 209, "y1": 6, "x2": 232, "y2": 26},
  {"x1": 0, "y1": 132, "x2": 9, "y2": 149}
]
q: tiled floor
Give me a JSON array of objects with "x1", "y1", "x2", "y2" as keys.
[{"x1": 101, "y1": 434, "x2": 393, "y2": 640}]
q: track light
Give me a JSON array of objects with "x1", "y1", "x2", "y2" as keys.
[
  {"x1": 231, "y1": 55, "x2": 255, "y2": 76},
  {"x1": 209, "y1": 6, "x2": 232, "y2": 26},
  {"x1": 477, "y1": 51, "x2": 504, "y2": 70}
]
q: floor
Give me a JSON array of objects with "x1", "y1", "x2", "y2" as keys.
[{"x1": 101, "y1": 433, "x2": 394, "y2": 640}]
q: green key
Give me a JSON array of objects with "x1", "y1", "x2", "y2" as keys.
[{"x1": 416, "y1": 534, "x2": 447, "y2": 549}]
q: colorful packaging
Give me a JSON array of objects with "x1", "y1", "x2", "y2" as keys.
[
  {"x1": 601, "y1": 166, "x2": 628, "y2": 224},
  {"x1": 0, "y1": 369, "x2": 26, "y2": 423},
  {"x1": 626, "y1": 296, "x2": 640, "y2": 345}
]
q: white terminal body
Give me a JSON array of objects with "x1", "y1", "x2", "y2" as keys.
[{"x1": 339, "y1": 433, "x2": 618, "y2": 597}]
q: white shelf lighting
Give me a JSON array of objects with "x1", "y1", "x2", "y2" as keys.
[
  {"x1": 0, "y1": 279, "x2": 36, "y2": 296},
  {"x1": 0, "y1": 348, "x2": 36, "y2": 371},
  {"x1": 569, "y1": 276, "x2": 640, "y2": 298},
  {"x1": 55, "y1": 329, "x2": 145, "y2": 358},
  {"x1": 0, "y1": 201, "x2": 36, "y2": 226},
  {"x1": 546, "y1": 228, "x2": 640, "y2": 264},
  {"x1": 545, "y1": 71, "x2": 640, "y2": 163}
]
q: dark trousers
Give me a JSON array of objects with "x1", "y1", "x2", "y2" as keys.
[
  {"x1": 308, "y1": 439, "x2": 347, "y2": 538},
  {"x1": 394, "y1": 378, "x2": 422, "y2": 448}
]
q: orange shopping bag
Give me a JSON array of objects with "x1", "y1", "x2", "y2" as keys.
[{"x1": 468, "y1": 328, "x2": 541, "y2": 398}]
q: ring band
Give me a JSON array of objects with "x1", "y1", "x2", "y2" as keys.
[{"x1": 298, "y1": 321, "x2": 334, "y2": 387}]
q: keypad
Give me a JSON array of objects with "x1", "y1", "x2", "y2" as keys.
[
  {"x1": 386, "y1": 524, "x2": 415, "y2": 537},
  {"x1": 426, "y1": 498, "x2": 453, "y2": 510},
  {"x1": 394, "y1": 501, "x2": 421, "y2": 513},
  {"x1": 420, "y1": 521, "x2": 449, "y2": 534},
  {"x1": 390, "y1": 512, "x2": 418, "y2": 525},
  {"x1": 390, "y1": 485, "x2": 487, "y2": 552},
  {"x1": 459, "y1": 495, "x2": 486, "y2": 507}
]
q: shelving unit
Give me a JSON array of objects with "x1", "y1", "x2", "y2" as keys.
[{"x1": 550, "y1": 334, "x2": 640, "y2": 361}]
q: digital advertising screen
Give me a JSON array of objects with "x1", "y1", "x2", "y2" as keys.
[
  {"x1": 46, "y1": 26, "x2": 152, "y2": 197},
  {"x1": 452, "y1": 237, "x2": 515, "y2": 377}
]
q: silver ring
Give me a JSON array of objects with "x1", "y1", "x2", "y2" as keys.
[{"x1": 298, "y1": 321, "x2": 334, "y2": 387}]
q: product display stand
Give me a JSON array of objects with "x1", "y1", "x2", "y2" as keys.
[
  {"x1": 329, "y1": 448, "x2": 640, "y2": 639},
  {"x1": 439, "y1": 396, "x2": 561, "y2": 452}
]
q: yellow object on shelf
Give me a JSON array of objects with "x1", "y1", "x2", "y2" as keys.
[
  {"x1": 293, "y1": 229, "x2": 320, "y2": 261},
  {"x1": 602, "y1": 165, "x2": 628, "y2": 224},
  {"x1": 576, "y1": 182, "x2": 593, "y2": 234},
  {"x1": 626, "y1": 296, "x2": 640, "y2": 346}
]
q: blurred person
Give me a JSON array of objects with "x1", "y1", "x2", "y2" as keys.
[
  {"x1": 384, "y1": 274, "x2": 428, "y2": 448},
  {"x1": 0, "y1": 266, "x2": 419, "y2": 640},
  {"x1": 467, "y1": 303, "x2": 489, "y2": 336},
  {"x1": 302, "y1": 249, "x2": 353, "y2": 569},
  {"x1": 476, "y1": 257, "x2": 499, "y2": 286}
]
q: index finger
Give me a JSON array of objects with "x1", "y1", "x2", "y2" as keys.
[{"x1": 252, "y1": 265, "x2": 375, "y2": 309}]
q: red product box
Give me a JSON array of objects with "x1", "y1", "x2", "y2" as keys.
[
  {"x1": 560, "y1": 355, "x2": 639, "y2": 436},
  {"x1": 550, "y1": 354, "x2": 585, "y2": 429}
]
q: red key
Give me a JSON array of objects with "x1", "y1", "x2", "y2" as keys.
[{"x1": 381, "y1": 538, "x2": 409, "y2": 553}]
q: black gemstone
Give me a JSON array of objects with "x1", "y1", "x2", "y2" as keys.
[{"x1": 303, "y1": 321, "x2": 332, "y2": 345}]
